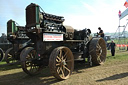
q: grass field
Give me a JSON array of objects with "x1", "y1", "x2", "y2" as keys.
[{"x1": 0, "y1": 49, "x2": 128, "y2": 85}]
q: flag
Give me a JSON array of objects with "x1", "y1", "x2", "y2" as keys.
[
  {"x1": 124, "y1": 1, "x2": 128, "y2": 8},
  {"x1": 118, "y1": 10, "x2": 121, "y2": 17}
]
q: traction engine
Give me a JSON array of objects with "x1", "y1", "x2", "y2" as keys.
[{"x1": 19, "y1": 3, "x2": 107, "y2": 80}]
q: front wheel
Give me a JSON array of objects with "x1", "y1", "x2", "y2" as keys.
[{"x1": 49, "y1": 46, "x2": 74, "y2": 80}]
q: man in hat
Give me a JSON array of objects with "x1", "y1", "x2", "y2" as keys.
[{"x1": 97, "y1": 27, "x2": 104, "y2": 38}]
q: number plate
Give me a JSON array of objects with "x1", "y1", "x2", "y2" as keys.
[{"x1": 43, "y1": 33, "x2": 63, "y2": 41}]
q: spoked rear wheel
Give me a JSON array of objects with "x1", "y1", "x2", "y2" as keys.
[
  {"x1": 49, "y1": 46, "x2": 74, "y2": 80},
  {"x1": 20, "y1": 47, "x2": 42, "y2": 75},
  {"x1": 5, "y1": 48, "x2": 17, "y2": 64},
  {"x1": 0, "y1": 48, "x2": 4, "y2": 62},
  {"x1": 89, "y1": 38, "x2": 106, "y2": 65}
]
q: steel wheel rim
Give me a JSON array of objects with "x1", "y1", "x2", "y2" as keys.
[{"x1": 49, "y1": 47, "x2": 74, "y2": 80}]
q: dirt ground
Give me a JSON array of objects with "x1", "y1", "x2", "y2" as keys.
[{"x1": 0, "y1": 58, "x2": 128, "y2": 85}]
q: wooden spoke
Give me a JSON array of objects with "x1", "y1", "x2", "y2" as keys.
[
  {"x1": 56, "y1": 63, "x2": 60, "y2": 66},
  {"x1": 30, "y1": 53, "x2": 33, "y2": 58},
  {"x1": 63, "y1": 51, "x2": 68, "y2": 60},
  {"x1": 8, "y1": 54, "x2": 12, "y2": 57},
  {"x1": 63, "y1": 65, "x2": 70, "y2": 73},
  {"x1": 26, "y1": 55, "x2": 31, "y2": 59},
  {"x1": 97, "y1": 56, "x2": 101, "y2": 63},
  {"x1": 57, "y1": 67, "x2": 61, "y2": 74},
  {"x1": 56, "y1": 59, "x2": 59, "y2": 62},
  {"x1": 60, "y1": 67, "x2": 65, "y2": 77},
  {"x1": 97, "y1": 44, "x2": 101, "y2": 49},
  {"x1": 59, "y1": 50, "x2": 62, "y2": 58},
  {"x1": 57, "y1": 56, "x2": 61, "y2": 62},
  {"x1": 61, "y1": 55, "x2": 64, "y2": 61},
  {"x1": 30, "y1": 66, "x2": 33, "y2": 72},
  {"x1": 29, "y1": 64, "x2": 38, "y2": 73}
]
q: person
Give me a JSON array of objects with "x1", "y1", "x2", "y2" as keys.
[
  {"x1": 110, "y1": 40, "x2": 116, "y2": 56},
  {"x1": 97, "y1": 27, "x2": 104, "y2": 38}
]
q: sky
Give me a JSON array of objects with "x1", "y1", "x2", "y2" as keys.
[{"x1": 0, "y1": 0, "x2": 128, "y2": 36}]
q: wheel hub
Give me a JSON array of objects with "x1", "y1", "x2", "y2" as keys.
[
  {"x1": 60, "y1": 60, "x2": 67, "y2": 67},
  {"x1": 62, "y1": 60, "x2": 67, "y2": 65}
]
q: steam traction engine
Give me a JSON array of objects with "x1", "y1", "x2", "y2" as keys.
[
  {"x1": 20, "y1": 3, "x2": 107, "y2": 80},
  {"x1": 5, "y1": 20, "x2": 31, "y2": 64}
]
